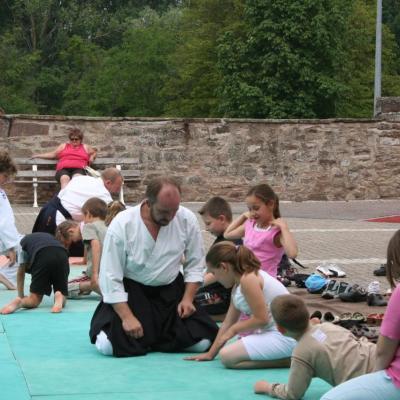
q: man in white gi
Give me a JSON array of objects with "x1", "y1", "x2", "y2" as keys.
[
  {"x1": 90, "y1": 176, "x2": 218, "y2": 357},
  {"x1": 0, "y1": 151, "x2": 23, "y2": 290}
]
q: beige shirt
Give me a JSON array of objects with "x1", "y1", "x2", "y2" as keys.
[{"x1": 271, "y1": 323, "x2": 376, "y2": 400}]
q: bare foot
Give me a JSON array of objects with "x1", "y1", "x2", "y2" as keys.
[
  {"x1": 0, "y1": 275, "x2": 16, "y2": 290},
  {"x1": 1, "y1": 297, "x2": 22, "y2": 314},
  {"x1": 51, "y1": 291, "x2": 65, "y2": 313}
]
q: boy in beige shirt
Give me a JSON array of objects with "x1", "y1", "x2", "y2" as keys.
[{"x1": 254, "y1": 294, "x2": 376, "y2": 400}]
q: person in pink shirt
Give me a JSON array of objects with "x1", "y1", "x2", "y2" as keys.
[
  {"x1": 321, "y1": 230, "x2": 400, "y2": 399},
  {"x1": 224, "y1": 183, "x2": 298, "y2": 278},
  {"x1": 32, "y1": 128, "x2": 97, "y2": 189}
]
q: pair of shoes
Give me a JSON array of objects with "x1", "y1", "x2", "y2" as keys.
[
  {"x1": 316, "y1": 263, "x2": 346, "y2": 278},
  {"x1": 373, "y1": 264, "x2": 386, "y2": 276},
  {"x1": 339, "y1": 284, "x2": 367, "y2": 302},
  {"x1": 367, "y1": 293, "x2": 387, "y2": 306},
  {"x1": 321, "y1": 280, "x2": 349, "y2": 299},
  {"x1": 339, "y1": 312, "x2": 366, "y2": 323}
]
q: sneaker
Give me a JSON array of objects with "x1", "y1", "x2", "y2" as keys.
[
  {"x1": 321, "y1": 280, "x2": 338, "y2": 299},
  {"x1": 367, "y1": 293, "x2": 387, "y2": 307},
  {"x1": 67, "y1": 282, "x2": 81, "y2": 299},
  {"x1": 367, "y1": 281, "x2": 380, "y2": 295},
  {"x1": 373, "y1": 264, "x2": 386, "y2": 276},
  {"x1": 328, "y1": 264, "x2": 346, "y2": 278},
  {"x1": 339, "y1": 284, "x2": 367, "y2": 302},
  {"x1": 316, "y1": 265, "x2": 334, "y2": 277}
]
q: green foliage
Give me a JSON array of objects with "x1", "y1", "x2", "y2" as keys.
[
  {"x1": 0, "y1": 0, "x2": 399, "y2": 117},
  {"x1": 0, "y1": 33, "x2": 39, "y2": 113},
  {"x1": 217, "y1": 0, "x2": 351, "y2": 118},
  {"x1": 336, "y1": 0, "x2": 400, "y2": 117}
]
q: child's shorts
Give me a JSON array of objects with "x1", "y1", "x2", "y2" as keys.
[
  {"x1": 241, "y1": 328, "x2": 296, "y2": 361},
  {"x1": 30, "y1": 247, "x2": 69, "y2": 296}
]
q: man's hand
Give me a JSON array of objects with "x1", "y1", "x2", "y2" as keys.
[
  {"x1": 122, "y1": 315, "x2": 144, "y2": 339},
  {"x1": 177, "y1": 298, "x2": 196, "y2": 319},
  {"x1": 254, "y1": 380, "x2": 273, "y2": 395},
  {"x1": 7, "y1": 249, "x2": 16, "y2": 265}
]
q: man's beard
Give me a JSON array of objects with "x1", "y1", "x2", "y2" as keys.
[{"x1": 150, "y1": 206, "x2": 170, "y2": 226}]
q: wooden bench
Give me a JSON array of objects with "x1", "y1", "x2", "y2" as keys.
[{"x1": 14, "y1": 158, "x2": 141, "y2": 207}]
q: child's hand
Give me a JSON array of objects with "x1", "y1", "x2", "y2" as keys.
[
  {"x1": 6, "y1": 249, "x2": 16, "y2": 265},
  {"x1": 184, "y1": 352, "x2": 214, "y2": 362},
  {"x1": 242, "y1": 211, "x2": 251, "y2": 219},
  {"x1": 271, "y1": 218, "x2": 288, "y2": 231},
  {"x1": 254, "y1": 380, "x2": 273, "y2": 394}
]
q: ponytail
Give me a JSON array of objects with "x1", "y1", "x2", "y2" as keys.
[{"x1": 206, "y1": 241, "x2": 260, "y2": 275}]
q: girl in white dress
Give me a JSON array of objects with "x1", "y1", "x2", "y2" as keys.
[{"x1": 185, "y1": 241, "x2": 295, "y2": 368}]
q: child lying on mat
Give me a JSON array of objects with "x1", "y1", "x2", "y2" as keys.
[
  {"x1": 254, "y1": 294, "x2": 376, "y2": 399},
  {"x1": 0, "y1": 221, "x2": 81, "y2": 314}
]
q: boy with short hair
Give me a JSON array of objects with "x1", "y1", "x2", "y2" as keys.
[
  {"x1": 254, "y1": 294, "x2": 376, "y2": 400},
  {"x1": 196, "y1": 197, "x2": 242, "y2": 316},
  {"x1": 68, "y1": 197, "x2": 108, "y2": 297}
]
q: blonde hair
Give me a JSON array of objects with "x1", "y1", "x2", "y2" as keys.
[
  {"x1": 55, "y1": 220, "x2": 79, "y2": 246},
  {"x1": 206, "y1": 241, "x2": 260, "y2": 275},
  {"x1": 105, "y1": 200, "x2": 126, "y2": 226}
]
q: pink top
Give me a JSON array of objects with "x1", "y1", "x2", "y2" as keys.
[
  {"x1": 243, "y1": 219, "x2": 284, "y2": 277},
  {"x1": 56, "y1": 143, "x2": 90, "y2": 171},
  {"x1": 380, "y1": 284, "x2": 400, "y2": 388}
]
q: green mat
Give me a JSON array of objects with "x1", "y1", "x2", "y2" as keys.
[{"x1": 0, "y1": 277, "x2": 331, "y2": 400}]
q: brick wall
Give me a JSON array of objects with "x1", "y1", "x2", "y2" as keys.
[{"x1": 1, "y1": 105, "x2": 400, "y2": 204}]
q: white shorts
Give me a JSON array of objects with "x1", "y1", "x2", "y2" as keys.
[{"x1": 241, "y1": 329, "x2": 296, "y2": 361}]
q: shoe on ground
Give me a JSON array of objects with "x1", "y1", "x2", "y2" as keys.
[
  {"x1": 367, "y1": 293, "x2": 387, "y2": 307},
  {"x1": 328, "y1": 264, "x2": 346, "y2": 278},
  {"x1": 323, "y1": 312, "x2": 340, "y2": 323},
  {"x1": 339, "y1": 284, "x2": 367, "y2": 302},
  {"x1": 316, "y1": 266, "x2": 334, "y2": 277},
  {"x1": 367, "y1": 280, "x2": 380, "y2": 295},
  {"x1": 321, "y1": 280, "x2": 338, "y2": 299},
  {"x1": 373, "y1": 264, "x2": 386, "y2": 276}
]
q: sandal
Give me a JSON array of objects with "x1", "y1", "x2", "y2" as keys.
[
  {"x1": 367, "y1": 313, "x2": 385, "y2": 326},
  {"x1": 351, "y1": 312, "x2": 366, "y2": 322},
  {"x1": 323, "y1": 312, "x2": 340, "y2": 324},
  {"x1": 339, "y1": 312, "x2": 352, "y2": 321}
]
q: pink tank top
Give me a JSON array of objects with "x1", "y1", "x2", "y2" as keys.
[
  {"x1": 243, "y1": 219, "x2": 284, "y2": 277},
  {"x1": 56, "y1": 143, "x2": 90, "y2": 170}
]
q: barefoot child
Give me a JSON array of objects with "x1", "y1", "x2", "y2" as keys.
[
  {"x1": 68, "y1": 198, "x2": 125, "y2": 297},
  {"x1": 224, "y1": 184, "x2": 297, "y2": 278},
  {"x1": 0, "y1": 221, "x2": 81, "y2": 314},
  {"x1": 186, "y1": 242, "x2": 295, "y2": 369},
  {"x1": 254, "y1": 294, "x2": 376, "y2": 399}
]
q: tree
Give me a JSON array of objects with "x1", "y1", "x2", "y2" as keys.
[{"x1": 217, "y1": 0, "x2": 351, "y2": 118}]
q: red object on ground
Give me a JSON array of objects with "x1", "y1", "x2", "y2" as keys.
[{"x1": 366, "y1": 215, "x2": 400, "y2": 223}]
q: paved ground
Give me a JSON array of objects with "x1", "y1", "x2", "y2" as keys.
[{"x1": 12, "y1": 199, "x2": 400, "y2": 292}]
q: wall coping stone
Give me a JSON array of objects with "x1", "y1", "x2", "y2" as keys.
[{"x1": 2, "y1": 114, "x2": 382, "y2": 124}]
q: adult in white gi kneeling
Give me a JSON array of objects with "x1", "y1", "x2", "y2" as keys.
[{"x1": 89, "y1": 176, "x2": 219, "y2": 357}]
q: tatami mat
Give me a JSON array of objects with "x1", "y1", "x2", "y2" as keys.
[{"x1": 0, "y1": 270, "x2": 331, "y2": 400}]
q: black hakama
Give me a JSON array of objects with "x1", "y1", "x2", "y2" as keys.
[{"x1": 89, "y1": 274, "x2": 219, "y2": 357}]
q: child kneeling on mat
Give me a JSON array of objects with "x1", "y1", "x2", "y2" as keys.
[
  {"x1": 185, "y1": 242, "x2": 296, "y2": 369},
  {"x1": 254, "y1": 294, "x2": 376, "y2": 399},
  {"x1": 0, "y1": 221, "x2": 81, "y2": 314}
]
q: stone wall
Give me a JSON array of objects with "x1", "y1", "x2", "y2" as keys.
[{"x1": 1, "y1": 110, "x2": 400, "y2": 204}]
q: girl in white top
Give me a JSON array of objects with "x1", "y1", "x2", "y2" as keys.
[{"x1": 186, "y1": 242, "x2": 296, "y2": 369}]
